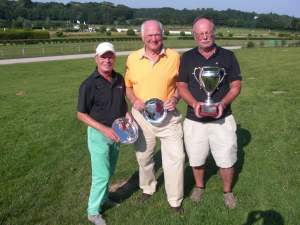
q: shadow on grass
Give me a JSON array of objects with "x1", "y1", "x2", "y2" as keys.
[
  {"x1": 109, "y1": 149, "x2": 163, "y2": 202},
  {"x1": 241, "y1": 210, "x2": 284, "y2": 225},
  {"x1": 233, "y1": 123, "x2": 251, "y2": 189},
  {"x1": 184, "y1": 123, "x2": 251, "y2": 196},
  {"x1": 111, "y1": 124, "x2": 251, "y2": 202},
  {"x1": 109, "y1": 170, "x2": 139, "y2": 203}
]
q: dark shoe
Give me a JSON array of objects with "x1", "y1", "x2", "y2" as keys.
[
  {"x1": 171, "y1": 205, "x2": 184, "y2": 215},
  {"x1": 138, "y1": 193, "x2": 152, "y2": 203}
]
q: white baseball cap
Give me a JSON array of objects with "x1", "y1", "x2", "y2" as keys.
[{"x1": 95, "y1": 42, "x2": 115, "y2": 56}]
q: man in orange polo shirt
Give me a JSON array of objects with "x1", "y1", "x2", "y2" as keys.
[{"x1": 125, "y1": 20, "x2": 185, "y2": 214}]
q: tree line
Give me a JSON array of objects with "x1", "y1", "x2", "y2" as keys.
[{"x1": 0, "y1": 0, "x2": 300, "y2": 31}]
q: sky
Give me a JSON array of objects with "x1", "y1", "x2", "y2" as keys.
[{"x1": 34, "y1": 0, "x2": 300, "y2": 18}]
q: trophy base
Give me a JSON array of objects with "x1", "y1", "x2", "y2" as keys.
[{"x1": 200, "y1": 104, "x2": 218, "y2": 117}]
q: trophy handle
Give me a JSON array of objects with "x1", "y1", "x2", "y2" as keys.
[
  {"x1": 215, "y1": 68, "x2": 226, "y2": 90},
  {"x1": 193, "y1": 67, "x2": 203, "y2": 88},
  {"x1": 219, "y1": 68, "x2": 226, "y2": 84}
]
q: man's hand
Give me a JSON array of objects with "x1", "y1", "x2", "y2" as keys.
[
  {"x1": 132, "y1": 98, "x2": 145, "y2": 111},
  {"x1": 125, "y1": 112, "x2": 134, "y2": 123},
  {"x1": 164, "y1": 97, "x2": 178, "y2": 111},
  {"x1": 126, "y1": 87, "x2": 144, "y2": 111},
  {"x1": 193, "y1": 102, "x2": 205, "y2": 118},
  {"x1": 213, "y1": 101, "x2": 226, "y2": 119},
  {"x1": 102, "y1": 127, "x2": 119, "y2": 142}
]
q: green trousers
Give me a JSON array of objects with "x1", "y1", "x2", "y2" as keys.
[{"x1": 87, "y1": 126, "x2": 119, "y2": 215}]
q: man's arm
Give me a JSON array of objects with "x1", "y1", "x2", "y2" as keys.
[
  {"x1": 176, "y1": 82, "x2": 202, "y2": 118},
  {"x1": 215, "y1": 80, "x2": 242, "y2": 119},
  {"x1": 163, "y1": 88, "x2": 181, "y2": 111},
  {"x1": 221, "y1": 80, "x2": 241, "y2": 106},
  {"x1": 77, "y1": 112, "x2": 119, "y2": 142},
  {"x1": 126, "y1": 87, "x2": 144, "y2": 111}
]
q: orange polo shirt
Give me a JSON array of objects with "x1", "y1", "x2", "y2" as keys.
[{"x1": 125, "y1": 48, "x2": 180, "y2": 101}]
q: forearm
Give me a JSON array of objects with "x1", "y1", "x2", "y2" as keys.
[
  {"x1": 126, "y1": 87, "x2": 138, "y2": 104},
  {"x1": 171, "y1": 89, "x2": 181, "y2": 101},
  {"x1": 221, "y1": 80, "x2": 241, "y2": 106},
  {"x1": 126, "y1": 87, "x2": 145, "y2": 111},
  {"x1": 77, "y1": 112, "x2": 108, "y2": 133},
  {"x1": 176, "y1": 82, "x2": 198, "y2": 107}
]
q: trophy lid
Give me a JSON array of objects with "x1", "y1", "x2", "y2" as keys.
[
  {"x1": 112, "y1": 117, "x2": 139, "y2": 144},
  {"x1": 143, "y1": 98, "x2": 167, "y2": 124}
]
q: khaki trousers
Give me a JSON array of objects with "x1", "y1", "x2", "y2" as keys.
[{"x1": 132, "y1": 108, "x2": 185, "y2": 207}]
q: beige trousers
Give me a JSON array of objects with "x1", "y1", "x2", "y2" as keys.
[{"x1": 132, "y1": 108, "x2": 185, "y2": 207}]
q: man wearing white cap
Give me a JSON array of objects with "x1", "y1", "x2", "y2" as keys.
[{"x1": 77, "y1": 42, "x2": 130, "y2": 225}]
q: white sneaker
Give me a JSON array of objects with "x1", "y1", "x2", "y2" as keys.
[
  {"x1": 190, "y1": 187, "x2": 205, "y2": 203},
  {"x1": 88, "y1": 214, "x2": 106, "y2": 225},
  {"x1": 224, "y1": 192, "x2": 237, "y2": 209}
]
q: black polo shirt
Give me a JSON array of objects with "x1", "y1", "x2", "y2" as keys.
[
  {"x1": 77, "y1": 68, "x2": 127, "y2": 126},
  {"x1": 178, "y1": 45, "x2": 242, "y2": 122}
]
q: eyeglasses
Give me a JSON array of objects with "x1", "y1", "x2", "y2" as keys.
[
  {"x1": 194, "y1": 31, "x2": 214, "y2": 39},
  {"x1": 144, "y1": 33, "x2": 162, "y2": 38}
]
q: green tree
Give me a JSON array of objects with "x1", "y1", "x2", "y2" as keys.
[
  {"x1": 110, "y1": 26, "x2": 117, "y2": 32},
  {"x1": 17, "y1": 0, "x2": 33, "y2": 8},
  {"x1": 0, "y1": 1, "x2": 299, "y2": 31},
  {"x1": 216, "y1": 32, "x2": 223, "y2": 37},
  {"x1": 126, "y1": 28, "x2": 135, "y2": 36},
  {"x1": 12, "y1": 16, "x2": 24, "y2": 28},
  {"x1": 23, "y1": 19, "x2": 32, "y2": 29},
  {"x1": 99, "y1": 26, "x2": 106, "y2": 33}
]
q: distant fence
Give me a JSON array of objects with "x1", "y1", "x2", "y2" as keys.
[
  {"x1": 1, "y1": 36, "x2": 299, "y2": 45},
  {"x1": 0, "y1": 41, "x2": 145, "y2": 59},
  {"x1": 0, "y1": 39, "x2": 299, "y2": 59},
  {"x1": 0, "y1": 36, "x2": 145, "y2": 45},
  {"x1": 0, "y1": 42, "x2": 99, "y2": 59}
]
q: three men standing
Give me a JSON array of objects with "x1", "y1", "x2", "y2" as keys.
[{"x1": 78, "y1": 17, "x2": 242, "y2": 225}]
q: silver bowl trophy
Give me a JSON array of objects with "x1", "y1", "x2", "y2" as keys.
[
  {"x1": 193, "y1": 66, "x2": 226, "y2": 117},
  {"x1": 112, "y1": 117, "x2": 139, "y2": 144},
  {"x1": 143, "y1": 98, "x2": 167, "y2": 124}
]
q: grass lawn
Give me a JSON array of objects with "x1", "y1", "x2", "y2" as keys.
[{"x1": 0, "y1": 47, "x2": 299, "y2": 225}]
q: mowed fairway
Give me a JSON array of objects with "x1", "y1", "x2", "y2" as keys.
[{"x1": 0, "y1": 47, "x2": 299, "y2": 225}]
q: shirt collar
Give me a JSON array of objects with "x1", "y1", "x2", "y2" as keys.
[
  {"x1": 93, "y1": 68, "x2": 117, "y2": 83},
  {"x1": 194, "y1": 44, "x2": 220, "y2": 58},
  {"x1": 139, "y1": 47, "x2": 166, "y2": 60}
]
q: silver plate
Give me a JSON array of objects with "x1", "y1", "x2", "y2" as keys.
[
  {"x1": 143, "y1": 98, "x2": 167, "y2": 124},
  {"x1": 112, "y1": 117, "x2": 139, "y2": 144}
]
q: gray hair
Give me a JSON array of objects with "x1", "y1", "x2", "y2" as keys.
[
  {"x1": 140, "y1": 20, "x2": 164, "y2": 36},
  {"x1": 192, "y1": 17, "x2": 215, "y2": 34}
]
